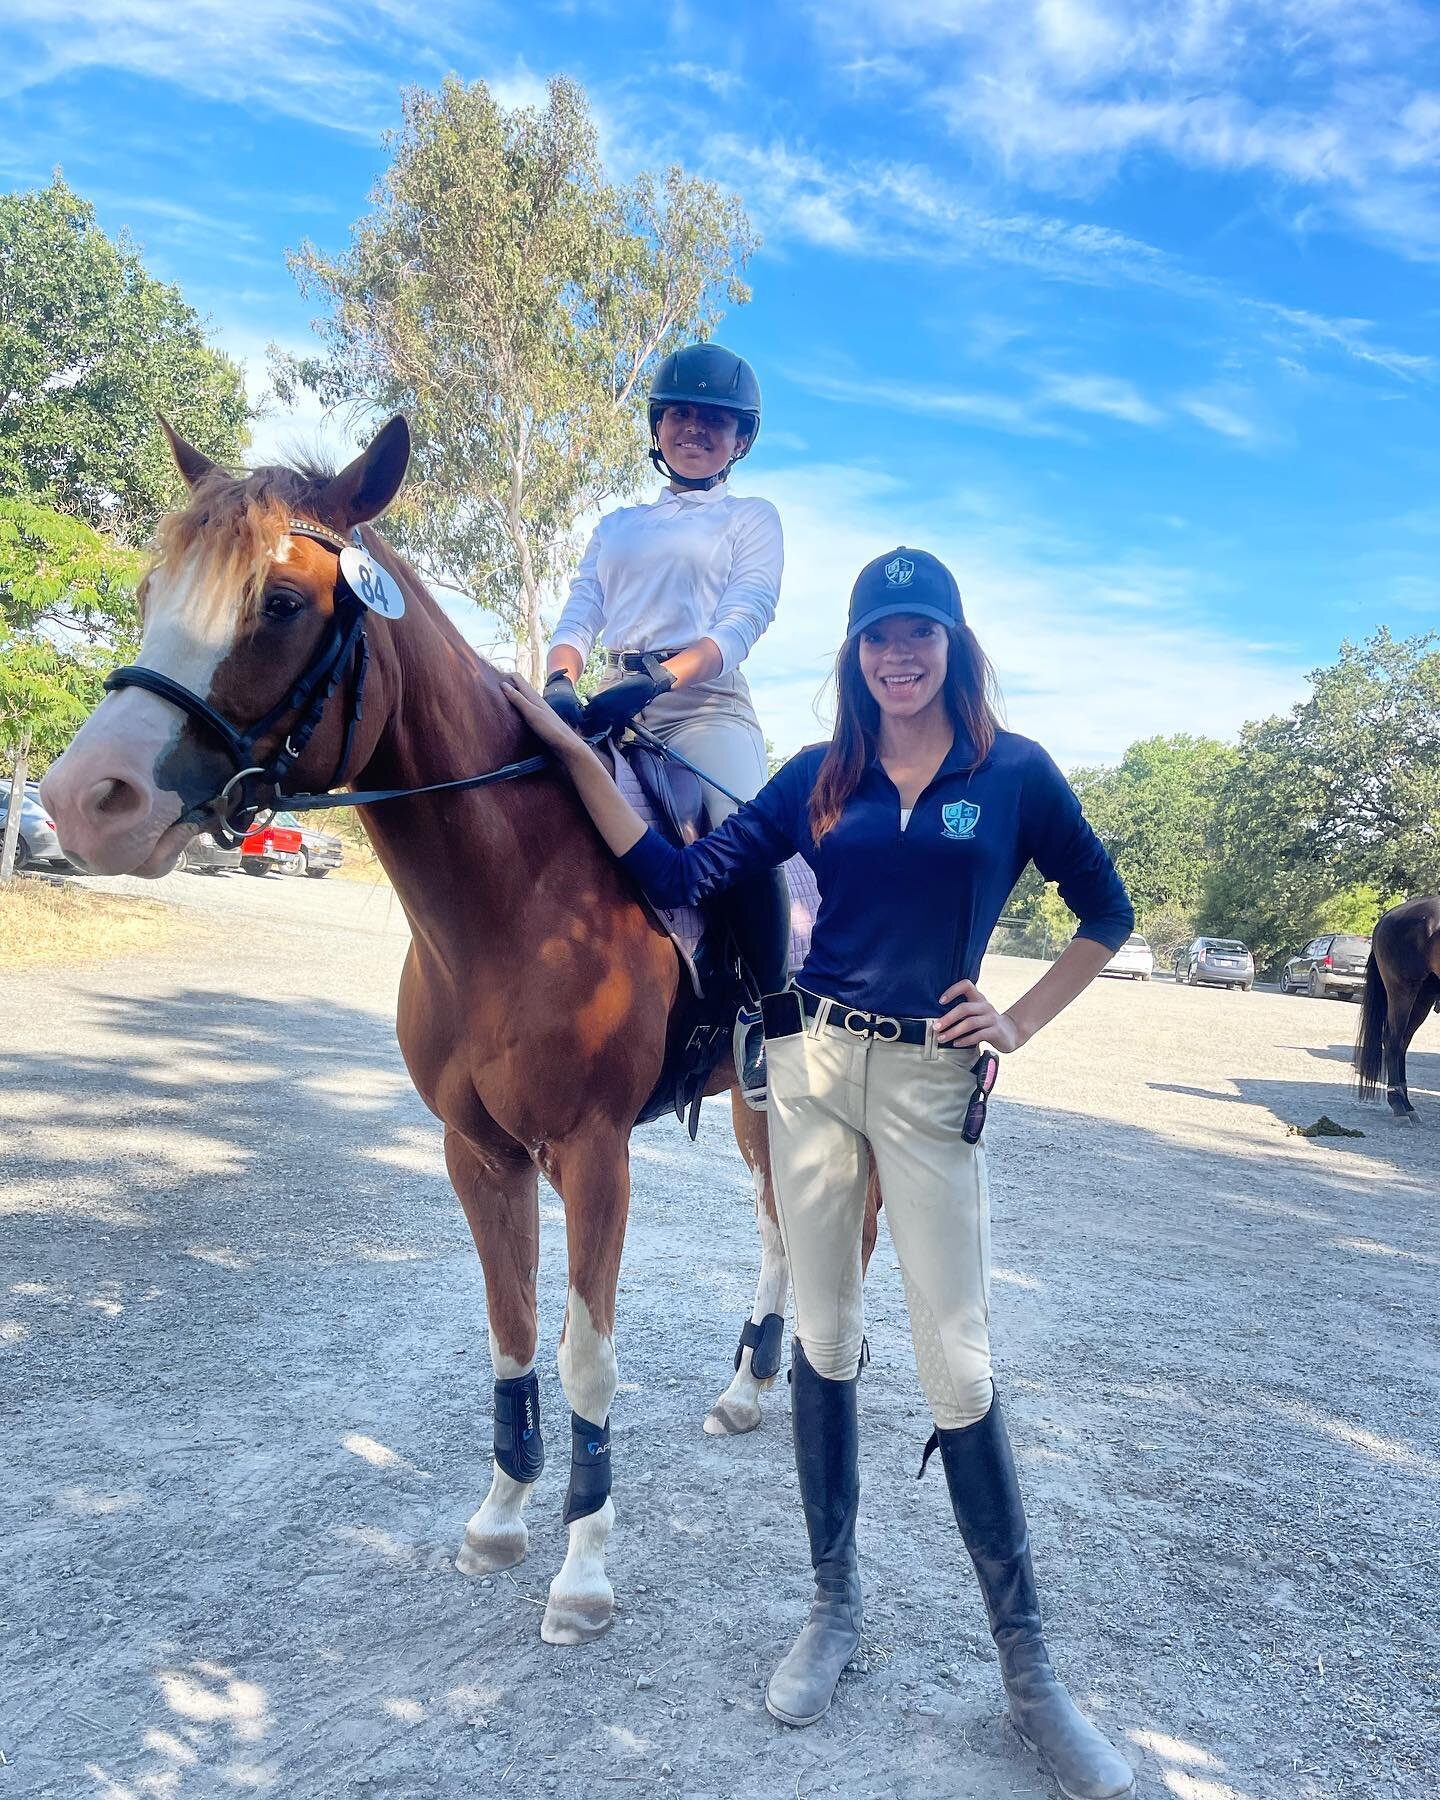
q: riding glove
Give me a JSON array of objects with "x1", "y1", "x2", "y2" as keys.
[
  {"x1": 580, "y1": 665, "x2": 676, "y2": 736},
  {"x1": 543, "y1": 671, "x2": 585, "y2": 731}
]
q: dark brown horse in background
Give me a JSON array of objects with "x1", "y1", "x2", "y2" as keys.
[
  {"x1": 42, "y1": 418, "x2": 862, "y2": 1644},
  {"x1": 1355, "y1": 895, "x2": 1440, "y2": 1120}
]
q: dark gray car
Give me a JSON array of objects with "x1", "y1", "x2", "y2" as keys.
[
  {"x1": 177, "y1": 832, "x2": 242, "y2": 875},
  {"x1": 1280, "y1": 933, "x2": 1371, "y2": 1000},
  {"x1": 1176, "y1": 936, "x2": 1255, "y2": 991},
  {"x1": 0, "y1": 784, "x2": 72, "y2": 872}
]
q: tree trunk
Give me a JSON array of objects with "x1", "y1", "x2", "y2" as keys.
[{"x1": 0, "y1": 727, "x2": 33, "y2": 884}]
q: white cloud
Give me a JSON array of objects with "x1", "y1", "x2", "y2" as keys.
[
  {"x1": 739, "y1": 460, "x2": 1308, "y2": 768},
  {"x1": 791, "y1": 364, "x2": 1173, "y2": 439},
  {"x1": 0, "y1": 2, "x2": 526, "y2": 138},
  {"x1": 1179, "y1": 395, "x2": 1262, "y2": 443},
  {"x1": 1036, "y1": 371, "x2": 1164, "y2": 426},
  {"x1": 792, "y1": 370, "x2": 1076, "y2": 439},
  {"x1": 702, "y1": 134, "x2": 1432, "y2": 385},
  {"x1": 818, "y1": 0, "x2": 1440, "y2": 264}
]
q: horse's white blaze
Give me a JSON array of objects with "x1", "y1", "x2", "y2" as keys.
[
  {"x1": 40, "y1": 549, "x2": 245, "y2": 874},
  {"x1": 556, "y1": 1288, "x2": 617, "y2": 1427},
  {"x1": 705, "y1": 1153, "x2": 789, "y2": 1436}
]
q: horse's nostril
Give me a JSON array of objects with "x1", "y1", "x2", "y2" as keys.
[{"x1": 88, "y1": 777, "x2": 145, "y2": 821}]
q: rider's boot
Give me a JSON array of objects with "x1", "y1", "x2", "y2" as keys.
[
  {"x1": 765, "y1": 1341, "x2": 863, "y2": 1727},
  {"x1": 711, "y1": 866, "x2": 791, "y2": 1109},
  {"x1": 933, "y1": 1396, "x2": 1135, "y2": 1800}
]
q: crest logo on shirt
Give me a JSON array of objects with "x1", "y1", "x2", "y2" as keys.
[
  {"x1": 885, "y1": 555, "x2": 914, "y2": 587},
  {"x1": 941, "y1": 800, "x2": 981, "y2": 840}
]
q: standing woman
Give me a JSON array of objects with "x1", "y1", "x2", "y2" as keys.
[
  {"x1": 543, "y1": 342, "x2": 789, "y2": 1103},
  {"x1": 508, "y1": 547, "x2": 1137, "y2": 1800}
]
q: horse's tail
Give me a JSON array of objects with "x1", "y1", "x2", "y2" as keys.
[{"x1": 1354, "y1": 954, "x2": 1387, "y2": 1098}]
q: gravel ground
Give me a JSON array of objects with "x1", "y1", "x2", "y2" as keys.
[{"x1": 3, "y1": 871, "x2": 1437, "y2": 1800}]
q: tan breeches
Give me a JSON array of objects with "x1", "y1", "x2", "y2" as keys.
[
  {"x1": 602, "y1": 668, "x2": 770, "y2": 826},
  {"x1": 766, "y1": 1007, "x2": 994, "y2": 1429}
]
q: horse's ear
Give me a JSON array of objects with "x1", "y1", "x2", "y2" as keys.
[
  {"x1": 160, "y1": 415, "x2": 219, "y2": 490},
  {"x1": 321, "y1": 416, "x2": 411, "y2": 529}
]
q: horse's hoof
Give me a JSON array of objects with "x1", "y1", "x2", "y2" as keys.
[
  {"x1": 704, "y1": 1397, "x2": 762, "y2": 1436},
  {"x1": 1392, "y1": 1112, "x2": 1418, "y2": 1126},
  {"x1": 455, "y1": 1521, "x2": 528, "y2": 1575},
  {"x1": 540, "y1": 1590, "x2": 614, "y2": 1644}
]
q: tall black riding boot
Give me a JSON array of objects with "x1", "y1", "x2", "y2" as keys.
[
  {"x1": 935, "y1": 1398, "x2": 1135, "y2": 1800},
  {"x1": 765, "y1": 1341, "x2": 863, "y2": 1727},
  {"x1": 709, "y1": 865, "x2": 791, "y2": 1109}
]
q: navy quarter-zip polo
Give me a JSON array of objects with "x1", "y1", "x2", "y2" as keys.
[{"x1": 618, "y1": 730, "x2": 1134, "y2": 1018}]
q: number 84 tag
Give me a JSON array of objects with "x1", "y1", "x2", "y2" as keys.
[{"x1": 339, "y1": 545, "x2": 406, "y2": 618}]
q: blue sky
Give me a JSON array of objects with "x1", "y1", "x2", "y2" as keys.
[{"x1": 4, "y1": 0, "x2": 1439, "y2": 766}]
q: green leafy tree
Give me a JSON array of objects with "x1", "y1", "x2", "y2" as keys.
[
  {"x1": 274, "y1": 75, "x2": 757, "y2": 682},
  {"x1": 0, "y1": 174, "x2": 250, "y2": 542},
  {"x1": 0, "y1": 500, "x2": 142, "y2": 877},
  {"x1": 1070, "y1": 734, "x2": 1236, "y2": 917},
  {"x1": 1205, "y1": 629, "x2": 1440, "y2": 967}
]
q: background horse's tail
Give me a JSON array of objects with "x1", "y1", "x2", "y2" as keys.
[{"x1": 1354, "y1": 955, "x2": 1387, "y2": 1097}]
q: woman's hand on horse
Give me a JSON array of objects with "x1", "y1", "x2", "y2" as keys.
[
  {"x1": 935, "y1": 980, "x2": 1027, "y2": 1053},
  {"x1": 503, "y1": 676, "x2": 589, "y2": 760}
]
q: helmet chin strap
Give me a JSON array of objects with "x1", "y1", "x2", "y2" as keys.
[{"x1": 648, "y1": 432, "x2": 752, "y2": 492}]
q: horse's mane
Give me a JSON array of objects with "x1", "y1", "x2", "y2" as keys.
[{"x1": 144, "y1": 454, "x2": 342, "y2": 629}]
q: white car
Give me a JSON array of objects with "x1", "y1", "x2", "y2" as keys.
[{"x1": 1101, "y1": 931, "x2": 1154, "y2": 981}]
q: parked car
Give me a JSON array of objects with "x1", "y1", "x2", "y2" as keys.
[
  {"x1": 177, "y1": 831, "x2": 241, "y2": 875},
  {"x1": 0, "y1": 784, "x2": 72, "y2": 872},
  {"x1": 1280, "y1": 933, "x2": 1371, "y2": 1000},
  {"x1": 1175, "y1": 936, "x2": 1255, "y2": 991},
  {"x1": 1100, "y1": 931, "x2": 1154, "y2": 981},
  {"x1": 240, "y1": 812, "x2": 343, "y2": 878}
]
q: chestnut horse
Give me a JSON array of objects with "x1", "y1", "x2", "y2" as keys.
[
  {"x1": 42, "y1": 417, "x2": 854, "y2": 1644},
  {"x1": 1355, "y1": 894, "x2": 1440, "y2": 1120}
]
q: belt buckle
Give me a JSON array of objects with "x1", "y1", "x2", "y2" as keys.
[
  {"x1": 874, "y1": 1015, "x2": 902, "y2": 1043},
  {"x1": 841, "y1": 1008, "x2": 872, "y2": 1039}
]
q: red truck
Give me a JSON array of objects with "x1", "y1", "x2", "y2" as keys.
[
  {"x1": 239, "y1": 811, "x2": 344, "y2": 878},
  {"x1": 240, "y1": 817, "x2": 305, "y2": 877}
]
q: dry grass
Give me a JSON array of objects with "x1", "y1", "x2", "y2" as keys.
[
  {"x1": 0, "y1": 877, "x2": 184, "y2": 968},
  {"x1": 305, "y1": 807, "x2": 392, "y2": 886}
]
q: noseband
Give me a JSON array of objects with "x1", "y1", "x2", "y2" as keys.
[{"x1": 104, "y1": 520, "x2": 372, "y2": 845}]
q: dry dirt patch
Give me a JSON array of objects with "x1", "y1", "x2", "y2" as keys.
[{"x1": 0, "y1": 876, "x2": 186, "y2": 968}]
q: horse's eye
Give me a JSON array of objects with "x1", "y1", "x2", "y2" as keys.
[{"x1": 262, "y1": 589, "x2": 306, "y2": 622}]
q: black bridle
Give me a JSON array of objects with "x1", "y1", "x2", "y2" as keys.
[{"x1": 104, "y1": 519, "x2": 588, "y2": 845}]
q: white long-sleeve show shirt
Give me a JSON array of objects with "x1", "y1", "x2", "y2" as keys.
[{"x1": 549, "y1": 483, "x2": 783, "y2": 676}]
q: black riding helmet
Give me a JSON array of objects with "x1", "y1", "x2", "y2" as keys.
[{"x1": 648, "y1": 343, "x2": 761, "y2": 491}]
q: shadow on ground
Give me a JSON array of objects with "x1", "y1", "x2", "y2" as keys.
[{"x1": 3, "y1": 982, "x2": 1436, "y2": 1799}]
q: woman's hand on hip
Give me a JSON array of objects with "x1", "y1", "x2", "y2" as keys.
[{"x1": 936, "y1": 980, "x2": 1028, "y2": 1053}]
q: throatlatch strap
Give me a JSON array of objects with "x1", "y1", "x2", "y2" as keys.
[
  {"x1": 734, "y1": 1312, "x2": 785, "y2": 1380},
  {"x1": 562, "y1": 1411, "x2": 612, "y2": 1527},
  {"x1": 493, "y1": 1370, "x2": 545, "y2": 1484}
]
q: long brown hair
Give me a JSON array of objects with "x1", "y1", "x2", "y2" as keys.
[{"x1": 808, "y1": 623, "x2": 1003, "y2": 843}]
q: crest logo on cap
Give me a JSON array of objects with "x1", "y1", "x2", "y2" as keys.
[{"x1": 885, "y1": 555, "x2": 915, "y2": 587}]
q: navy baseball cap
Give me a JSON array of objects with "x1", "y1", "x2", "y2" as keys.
[{"x1": 847, "y1": 547, "x2": 964, "y2": 639}]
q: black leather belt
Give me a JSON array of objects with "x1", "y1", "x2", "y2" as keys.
[
  {"x1": 762, "y1": 987, "x2": 933, "y2": 1046},
  {"x1": 607, "y1": 649, "x2": 681, "y2": 671}
]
